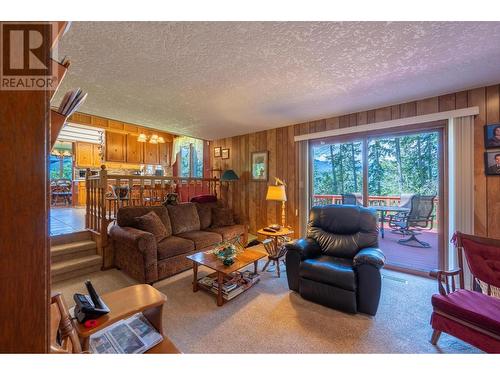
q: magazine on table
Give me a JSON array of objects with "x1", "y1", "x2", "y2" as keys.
[{"x1": 89, "y1": 312, "x2": 163, "y2": 354}]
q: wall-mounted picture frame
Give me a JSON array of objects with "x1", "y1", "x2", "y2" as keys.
[
  {"x1": 214, "y1": 147, "x2": 222, "y2": 158},
  {"x1": 485, "y1": 151, "x2": 500, "y2": 175},
  {"x1": 484, "y1": 123, "x2": 500, "y2": 149},
  {"x1": 221, "y1": 148, "x2": 230, "y2": 159},
  {"x1": 251, "y1": 151, "x2": 269, "y2": 181}
]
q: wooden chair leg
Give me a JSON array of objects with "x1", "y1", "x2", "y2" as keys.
[
  {"x1": 262, "y1": 259, "x2": 271, "y2": 272},
  {"x1": 430, "y1": 329, "x2": 441, "y2": 345}
]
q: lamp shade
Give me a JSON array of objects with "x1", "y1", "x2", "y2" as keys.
[
  {"x1": 221, "y1": 169, "x2": 239, "y2": 181},
  {"x1": 266, "y1": 185, "x2": 287, "y2": 202},
  {"x1": 137, "y1": 133, "x2": 147, "y2": 142}
]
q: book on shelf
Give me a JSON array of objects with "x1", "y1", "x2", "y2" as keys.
[
  {"x1": 199, "y1": 270, "x2": 261, "y2": 301},
  {"x1": 57, "y1": 88, "x2": 88, "y2": 117},
  {"x1": 89, "y1": 312, "x2": 163, "y2": 354}
]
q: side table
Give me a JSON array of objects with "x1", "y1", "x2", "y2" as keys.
[{"x1": 257, "y1": 227, "x2": 294, "y2": 277}]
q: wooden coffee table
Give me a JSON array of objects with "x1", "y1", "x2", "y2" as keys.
[{"x1": 186, "y1": 244, "x2": 267, "y2": 306}]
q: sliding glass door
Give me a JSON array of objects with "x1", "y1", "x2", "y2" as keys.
[
  {"x1": 311, "y1": 140, "x2": 363, "y2": 206},
  {"x1": 309, "y1": 126, "x2": 445, "y2": 274}
]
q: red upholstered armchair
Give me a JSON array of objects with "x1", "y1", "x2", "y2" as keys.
[{"x1": 429, "y1": 231, "x2": 500, "y2": 353}]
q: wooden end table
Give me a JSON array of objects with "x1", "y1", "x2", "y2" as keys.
[
  {"x1": 74, "y1": 284, "x2": 180, "y2": 353},
  {"x1": 186, "y1": 244, "x2": 267, "y2": 306},
  {"x1": 257, "y1": 227, "x2": 294, "y2": 277}
]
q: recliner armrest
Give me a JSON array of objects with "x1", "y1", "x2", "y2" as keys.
[
  {"x1": 284, "y1": 238, "x2": 321, "y2": 260},
  {"x1": 353, "y1": 247, "x2": 385, "y2": 269}
]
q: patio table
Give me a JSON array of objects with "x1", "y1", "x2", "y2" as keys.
[{"x1": 373, "y1": 206, "x2": 409, "y2": 239}]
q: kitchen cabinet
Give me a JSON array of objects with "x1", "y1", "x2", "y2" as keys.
[
  {"x1": 73, "y1": 180, "x2": 86, "y2": 207},
  {"x1": 144, "y1": 141, "x2": 159, "y2": 165},
  {"x1": 75, "y1": 142, "x2": 102, "y2": 168},
  {"x1": 126, "y1": 134, "x2": 144, "y2": 164},
  {"x1": 159, "y1": 142, "x2": 171, "y2": 166},
  {"x1": 106, "y1": 131, "x2": 126, "y2": 162}
]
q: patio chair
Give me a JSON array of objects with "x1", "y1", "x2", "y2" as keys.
[
  {"x1": 388, "y1": 194, "x2": 435, "y2": 248},
  {"x1": 429, "y1": 231, "x2": 500, "y2": 353},
  {"x1": 399, "y1": 193, "x2": 414, "y2": 209},
  {"x1": 341, "y1": 193, "x2": 363, "y2": 206}
]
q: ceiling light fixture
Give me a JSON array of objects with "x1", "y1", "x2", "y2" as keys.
[{"x1": 137, "y1": 133, "x2": 166, "y2": 144}]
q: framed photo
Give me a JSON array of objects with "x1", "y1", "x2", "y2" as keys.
[
  {"x1": 221, "y1": 148, "x2": 230, "y2": 159},
  {"x1": 485, "y1": 151, "x2": 500, "y2": 175},
  {"x1": 214, "y1": 147, "x2": 222, "y2": 158},
  {"x1": 484, "y1": 123, "x2": 500, "y2": 149},
  {"x1": 251, "y1": 151, "x2": 269, "y2": 181}
]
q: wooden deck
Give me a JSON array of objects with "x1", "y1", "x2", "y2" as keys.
[{"x1": 380, "y1": 229, "x2": 438, "y2": 272}]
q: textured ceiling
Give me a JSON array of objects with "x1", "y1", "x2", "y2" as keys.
[{"x1": 54, "y1": 22, "x2": 500, "y2": 140}]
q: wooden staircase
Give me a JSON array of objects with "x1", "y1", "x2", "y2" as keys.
[{"x1": 51, "y1": 231, "x2": 102, "y2": 283}]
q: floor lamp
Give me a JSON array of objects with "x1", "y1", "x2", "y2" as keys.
[{"x1": 220, "y1": 169, "x2": 239, "y2": 205}]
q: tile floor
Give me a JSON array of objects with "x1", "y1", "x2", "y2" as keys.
[{"x1": 50, "y1": 207, "x2": 86, "y2": 236}]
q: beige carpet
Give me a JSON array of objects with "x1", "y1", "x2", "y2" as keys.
[{"x1": 53, "y1": 261, "x2": 480, "y2": 353}]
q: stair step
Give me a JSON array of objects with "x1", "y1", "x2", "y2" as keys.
[
  {"x1": 51, "y1": 255, "x2": 102, "y2": 283},
  {"x1": 51, "y1": 230, "x2": 91, "y2": 246},
  {"x1": 51, "y1": 240, "x2": 97, "y2": 263}
]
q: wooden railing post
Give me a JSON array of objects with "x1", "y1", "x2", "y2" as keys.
[
  {"x1": 85, "y1": 168, "x2": 91, "y2": 229},
  {"x1": 99, "y1": 165, "x2": 108, "y2": 235}
]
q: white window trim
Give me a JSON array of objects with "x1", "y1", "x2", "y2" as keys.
[{"x1": 294, "y1": 107, "x2": 479, "y2": 142}]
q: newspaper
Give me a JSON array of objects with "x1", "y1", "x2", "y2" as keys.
[{"x1": 89, "y1": 313, "x2": 163, "y2": 354}]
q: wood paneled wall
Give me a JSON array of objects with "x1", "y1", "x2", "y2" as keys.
[
  {"x1": 210, "y1": 85, "x2": 500, "y2": 239},
  {"x1": 0, "y1": 24, "x2": 52, "y2": 353}
]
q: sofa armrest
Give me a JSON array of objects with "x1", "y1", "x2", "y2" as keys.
[
  {"x1": 353, "y1": 247, "x2": 385, "y2": 269},
  {"x1": 109, "y1": 225, "x2": 159, "y2": 284},
  {"x1": 284, "y1": 238, "x2": 322, "y2": 260},
  {"x1": 109, "y1": 225, "x2": 157, "y2": 255}
]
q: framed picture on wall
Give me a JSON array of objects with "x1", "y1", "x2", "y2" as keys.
[
  {"x1": 214, "y1": 147, "x2": 222, "y2": 158},
  {"x1": 485, "y1": 151, "x2": 500, "y2": 175},
  {"x1": 251, "y1": 151, "x2": 269, "y2": 181},
  {"x1": 484, "y1": 123, "x2": 500, "y2": 149},
  {"x1": 222, "y1": 148, "x2": 230, "y2": 159}
]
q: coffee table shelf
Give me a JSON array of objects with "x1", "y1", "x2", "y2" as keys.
[
  {"x1": 196, "y1": 271, "x2": 260, "y2": 302},
  {"x1": 186, "y1": 244, "x2": 267, "y2": 306}
]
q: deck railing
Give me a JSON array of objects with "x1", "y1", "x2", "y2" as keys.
[
  {"x1": 312, "y1": 194, "x2": 440, "y2": 208},
  {"x1": 312, "y1": 194, "x2": 401, "y2": 206},
  {"x1": 85, "y1": 166, "x2": 220, "y2": 261}
]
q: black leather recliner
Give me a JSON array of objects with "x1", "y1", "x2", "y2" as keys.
[{"x1": 285, "y1": 204, "x2": 385, "y2": 315}]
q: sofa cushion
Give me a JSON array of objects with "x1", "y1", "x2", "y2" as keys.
[
  {"x1": 176, "y1": 230, "x2": 222, "y2": 250},
  {"x1": 299, "y1": 255, "x2": 356, "y2": 291},
  {"x1": 431, "y1": 289, "x2": 500, "y2": 335},
  {"x1": 206, "y1": 224, "x2": 246, "y2": 241},
  {"x1": 195, "y1": 202, "x2": 218, "y2": 229},
  {"x1": 167, "y1": 203, "x2": 201, "y2": 234},
  {"x1": 157, "y1": 236, "x2": 195, "y2": 260},
  {"x1": 133, "y1": 211, "x2": 168, "y2": 243},
  {"x1": 117, "y1": 206, "x2": 172, "y2": 237},
  {"x1": 211, "y1": 207, "x2": 235, "y2": 227}
]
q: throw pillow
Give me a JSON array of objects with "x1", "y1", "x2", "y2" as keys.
[
  {"x1": 133, "y1": 211, "x2": 168, "y2": 243},
  {"x1": 195, "y1": 202, "x2": 216, "y2": 229},
  {"x1": 211, "y1": 207, "x2": 235, "y2": 227}
]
